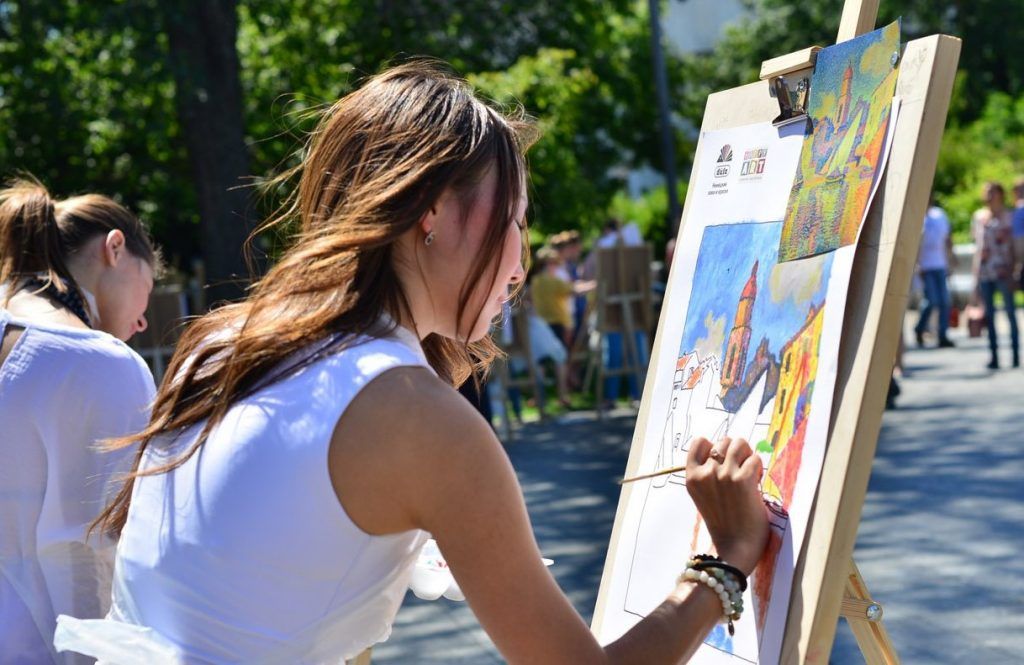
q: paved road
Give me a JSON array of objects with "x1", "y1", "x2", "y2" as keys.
[
  {"x1": 374, "y1": 324, "x2": 1023, "y2": 663},
  {"x1": 830, "y1": 325, "x2": 1024, "y2": 662}
]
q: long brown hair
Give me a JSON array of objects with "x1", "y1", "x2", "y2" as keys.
[
  {"x1": 94, "y1": 61, "x2": 536, "y2": 536},
  {"x1": 0, "y1": 176, "x2": 158, "y2": 303}
]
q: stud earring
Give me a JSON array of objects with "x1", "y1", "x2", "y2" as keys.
[{"x1": 424, "y1": 230, "x2": 435, "y2": 246}]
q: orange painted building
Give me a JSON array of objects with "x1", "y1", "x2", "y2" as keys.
[{"x1": 763, "y1": 303, "x2": 825, "y2": 509}]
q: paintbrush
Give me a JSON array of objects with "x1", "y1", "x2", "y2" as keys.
[{"x1": 618, "y1": 464, "x2": 686, "y2": 485}]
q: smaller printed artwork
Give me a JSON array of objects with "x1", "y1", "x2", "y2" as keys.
[{"x1": 779, "y1": 20, "x2": 901, "y2": 262}]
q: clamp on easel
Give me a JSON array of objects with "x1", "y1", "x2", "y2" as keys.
[{"x1": 760, "y1": 46, "x2": 821, "y2": 129}]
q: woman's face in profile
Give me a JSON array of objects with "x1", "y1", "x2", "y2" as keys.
[
  {"x1": 454, "y1": 176, "x2": 527, "y2": 343},
  {"x1": 96, "y1": 253, "x2": 153, "y2": 342},
  {"x1": 985, "y1": 186, "x2": 1005, "y2": 210},
  {"x1": 417, "y1": 167, "x2": 527, "y2": 343}
]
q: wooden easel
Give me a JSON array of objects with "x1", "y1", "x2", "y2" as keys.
[
  {"x1": 772, "y1": 2, "x2": 959, "y2": 662},
  {"x1": 592, "y1": 0, "x2": 960, "y2": 662},
  {"x1": 586, "y1": 244, "x2": 654, "y2": 417},
  {"x1": 840, "y1": 561, "x2": 898, "y2": 664}
]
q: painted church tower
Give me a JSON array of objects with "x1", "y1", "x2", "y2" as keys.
[
  {"x1": 837, "y1": 64, "x2": 854, "y2": 126},
  {"x1": 721, "y1": 260, "x2": 758, "y2": 390}
]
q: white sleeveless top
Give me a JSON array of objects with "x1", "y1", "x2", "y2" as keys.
[
  {"x1": 0, "y1": 309, "x2": 155, "y2": 664},
  {"x1": 55, "y1": 326, "x2": 432, "y2": 664}
]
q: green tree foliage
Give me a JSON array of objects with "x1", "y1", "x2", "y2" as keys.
[
  {"x1": 607, "y1": 180, "x2": 687, "y2": 252},
  {"x1": 677, "y1": 0, "x2": 1024, "y2": 243},
  {"x1": 469, "y1": 45, "x2": 660, "y2": 235},
  {"x1": 0, "y1": 0, "x2": 198, "y2": 264},
  {"x1": 678, "y1": 0, "x2": 1024, "y2": 125},
  {"x1": 935, "y1": 90, "x2": 1024, "y2": 241},
  {"x1": 236, "y1": 1, "x2": 663, "y2": 236},
  {"x1": 0, "y1": 0, "x2": 668, "y2": 267},
  {"x1": 3, "y1": 0, "x2": 1022, "y2": 269}
]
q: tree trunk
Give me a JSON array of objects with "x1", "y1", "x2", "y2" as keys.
[
  {"x1": 161, "y1": 0, "x2": 257, "y2": 307},
  {"x1": 648, "y1": 0, "x2": 681, "y2": 238}
]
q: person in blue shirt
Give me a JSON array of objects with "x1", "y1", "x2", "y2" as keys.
[
  {"x1": 1012, "y1": 178, "x2": 1024, "y2": 291},
  {"x1": 915, "y1": 198, "x2": 955, "y2": 348}
]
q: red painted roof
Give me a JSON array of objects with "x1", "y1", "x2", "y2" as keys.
[{"x1": 741, "y1": 260, "x2": 759, "y2": 299}]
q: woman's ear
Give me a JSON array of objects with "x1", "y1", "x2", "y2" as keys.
[
  {"x1": 421, "y1": 187, "x2": 460, "y2": 237},
  {"x1": 102, "y1": 229, "x2": 127, "y2": 267},
  {"x1": 420, "y1": 198, "x2": 443, "y2": 237}
]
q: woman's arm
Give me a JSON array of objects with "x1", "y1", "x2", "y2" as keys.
[
  {"x1": 572, "y1": 279, "x2": 597, "y2": 294},
  {"x1": 330, "y1": 367, "x2": 768, "y2": 664}
]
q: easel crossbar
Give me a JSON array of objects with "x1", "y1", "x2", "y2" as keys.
[{"x1": 840, "y1": 561, "x2": 899, "y2": 665}]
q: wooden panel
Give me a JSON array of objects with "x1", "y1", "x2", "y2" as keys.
[
  {"x1": 780, "y1": 34, "x2": 961, "y2": 663},
  {"x1": 595, "y1": 245, "x2": 654, "y2": 333}
]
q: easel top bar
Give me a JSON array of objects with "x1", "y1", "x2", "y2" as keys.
[{"x1": 759, "y1": 46, "x2": 822, "y2": 81}]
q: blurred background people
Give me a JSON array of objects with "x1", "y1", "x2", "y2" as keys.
[
  {"x1": 1012, "y1": 178, "x2": 1024, "y2": 293},
  {"x1": 914, "y1": 196, "x2": 955, "y2": 348},
  {"x1": 972, "y1": 181, "x2": 1019, "y2": 369}
]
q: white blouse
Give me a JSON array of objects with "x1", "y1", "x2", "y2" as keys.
[
  {"x1": 56, "y1": 326, "x2": 432, "y2": 664},
  {"x1": 0, "y1": 309, "x2": 155, "y2": 664}
]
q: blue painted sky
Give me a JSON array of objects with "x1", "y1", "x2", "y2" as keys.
[{"x1": 679, "y1": 221, "x2": 833, "y2": 360}]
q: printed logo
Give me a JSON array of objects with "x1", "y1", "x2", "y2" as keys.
[
  {"x1": 739, "y1": 147, "x2": 768, "y2": 179},
  {"x1": 713, "y1": 144, "x2": 733, "y2": 178}
]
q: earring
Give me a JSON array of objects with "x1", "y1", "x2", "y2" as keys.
[{"x1": 424, "y1": 230, "x2": 435, "y2": 246}]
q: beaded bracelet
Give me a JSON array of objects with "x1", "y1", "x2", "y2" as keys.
[
  {"x1": 677, "y1": 555, "x2": 746, "y2": 636},
  {"x1": 689, "y1": 554, "x2": 748, "y2": 592}
]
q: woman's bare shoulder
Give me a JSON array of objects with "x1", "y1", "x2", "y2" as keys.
[
  {"x1": 347, "y1": 365, "x2": 484, "y2": 431},
  {"x1": 328, "y1": 365, "x2": 504, "y2": 534}
]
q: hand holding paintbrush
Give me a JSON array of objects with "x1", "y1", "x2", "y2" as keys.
[{"x1": 620, "y1": 436, "x2": 770, "y2": 576}]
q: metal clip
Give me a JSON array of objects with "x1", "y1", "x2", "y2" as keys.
[{"x1": 770, "y1": 75, "x2": 811, "y2": 129}]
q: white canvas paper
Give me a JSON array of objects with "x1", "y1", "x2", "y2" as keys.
[{"x1": 593, "y1": 120, "x2": 869, "y2": 663}]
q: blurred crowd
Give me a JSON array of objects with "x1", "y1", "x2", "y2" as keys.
[
  {"x1": 891, "y1": 180, "x2": 1023, "y2": 407},
  {"x1": 457, "y1": 217, "x2": 661, "y2": 425}
]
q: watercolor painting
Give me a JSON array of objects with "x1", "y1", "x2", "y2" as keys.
[
  {"x1": 622, "y1": 221, "x2": 833, "y2": 662},
  {"x1": 779, "y1": 21, "x2": 901, "y2": 261}
]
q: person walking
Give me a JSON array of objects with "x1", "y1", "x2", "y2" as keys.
[
  {"x1": 972, "y1": 182, "x2": 1019, "y2": 369},
  {"x1": 1011, "y1": 178, "x2": 1024, "y2": 293},
  {"x1": 914, "y1": 198, "x2": 955, "y2": 348}
]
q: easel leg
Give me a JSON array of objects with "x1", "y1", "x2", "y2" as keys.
[
  {"x1": 595, "y1": 332, "x2": 606, "y2": 420},
  {"x1": 620, "y1": 300, "x2": 646, "y2": 402},
  {"x1": 841, "y1": 559, "x2": 899, "y2": 664}
]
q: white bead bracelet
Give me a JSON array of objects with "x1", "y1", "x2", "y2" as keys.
[{"x1": 678, "y1": 560, "x2": 745, "y2": 635}]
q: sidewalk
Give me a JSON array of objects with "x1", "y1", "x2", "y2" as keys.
[
  {"x1": 374, "y1": 323, "x2": 1023, "y2": 663},
  {"x1": 830, "y1": 323, "x2": 1024, "y2": 662}
]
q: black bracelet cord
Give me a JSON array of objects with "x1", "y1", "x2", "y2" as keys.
[{"x1": 689, "y1": 554, "x2": 748, "y2": 592}]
